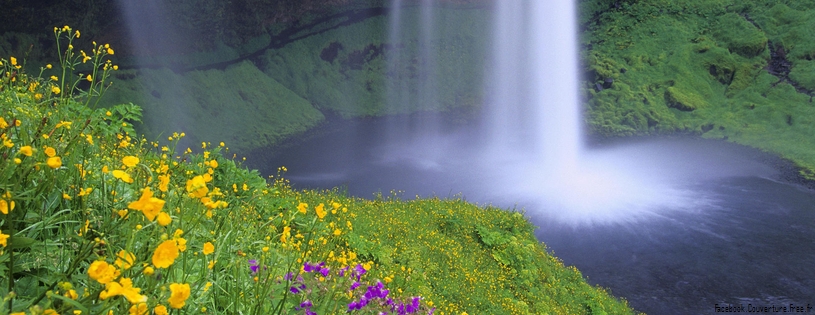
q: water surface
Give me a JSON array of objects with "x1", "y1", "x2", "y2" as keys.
[{"x1": 245, "y1": 115, "x2": 815, "y2": 314}]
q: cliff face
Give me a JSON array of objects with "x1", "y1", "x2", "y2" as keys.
[{"x1": 4, "y1": 0, "x2": 815, "y2": 173}]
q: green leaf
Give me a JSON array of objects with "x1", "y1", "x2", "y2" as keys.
[{"x1": 10, "y1": 236, "x2": 37, "y2": 249}]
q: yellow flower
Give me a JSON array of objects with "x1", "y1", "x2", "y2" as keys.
[
  {"x1": 280, "y1": 226, "x2": 292, "y2": 243},
  {"x1": 86, "y1": 74, "x2": 92, "y2": 82},
  {"x1": 43, "y1": 309, "x2": 59, "y2": 315},
  {"x1": 176, "y1": 238, "x2": 187, "y2": 252},
  {"x1": 62, "y1": 193, "x2": 72, "y2": 200},
  {"x1": 0, "y1": 199, "x2": 14, "y2": 214},
  {"x1": 152, "y1": 240, "x2": 179, "y2": 268},
  {"x1": 50, "y1": 75, "x2": 58, "y2": 81},
  {"x1": 113, "y1": 65, "x2": 119, "y2": 70},
  {"x1": 107, "y1": 47, "x2": 114, "y2": 55},
  {"x1": 19, "y1": 146, "x2": 33, "y2": 157},
  {"x1": 99, "y1": 278, "x2": 147, "y2": 304},
  {"x1": 74, "y1": 30, "x2": 80, "y2": 38},
  {"x1": 64, "y1": 289, "x2": 78, "y2": 300},
  {"x1": 157, "y1": 212, "x2": 172, "y2": 226},
  {"x1": 185, "y1": 175, "x2": 208, "y2": 198},
  {"x1": 153, "y1": 305, "x2": 169, "y2": 315},
  {"x1": 112, "y1": 170, "x2": 134, "y2": 183},
  {"x1": 10, "y1": 57, "x2": 17, "y2": 66},
  {"x1": 88, "y1": 260, "x2": 120, "y2": 284},
  {"x1": 209, "y1": 160, "x2": 218, "y2": 168},
  {"x1": 334, "y1": 229, "x2": 342, "y2": 236},
  {"x1": 34, "y1": 93, "x2": 43, "y2": 100},
  {"x1": 44, "y1": 146, "x2": 56, "y2": 157},
  {"x1": 129, "y1": 303, "x2": 148, "y2": 315},
  {"x1": 128, "y1": 187, "x2": 165, "y2": 221},
  {"x1": 52, "y1": 86, "x2": 61, "y2": 94},
  {"x1": 115, "y1": 250, "x2": 136, "y2": 269},
  {"x1": 55, "y1": 121, "x2": 72, "y2": 129},
  {"x1": 202, "y1": 242, "x2": 214, "y2": 255},
  {"x1": 47, "y1": 156, "x2": 62, "y2": 169},
  {"x1": 0, "y1": 230, "x2": 9, "y2": 247},
  {"x1": 158, "y1": 174, "x2": 170, "y2": 192},
  {"x1": 315, "y1": 203, "x2": 326, "y2": 219},
  {"x1": 143, "y1": 266, "x2": 155, "y2": 276},
  {"x1": 0, "y1": 117, "x2": 7, "y2": 129},
  {"x1": 297, "y1": 202, "x2": 308, "y2": 214},
  {"x1": 122, "y1": 156, "x2": 139, "y2": 167},
  {"x1": 3, "y1": 138, "x2": 13, "y2": 148},
  {"x1": 168, "y1": 283, "x2": 191, "y2": 309},
  {"x1": 208, "y1": 260, "x2": 216, "y2": 269},
  {"x1": 46, "y1": 63, "x2": 52, "y2": 69}
]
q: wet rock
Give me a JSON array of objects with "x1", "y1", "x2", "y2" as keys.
[{"x1": 603, "y1": 77, "x2": 614, "y2": 89}]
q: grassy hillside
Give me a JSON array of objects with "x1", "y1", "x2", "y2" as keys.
[
  {"x1": 579, "y1": 0, "x2": 815, "y2": 177},
  {"x1": 0, "y1": 28, "x2": 636, "y2": 314}
]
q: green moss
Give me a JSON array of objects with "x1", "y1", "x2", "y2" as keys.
[
  {"x1": 713, "y1": 13, "x2": 767, "y2": 57},
  {"x1": 584, "y1": 0, "x2": 815, "y2": 174},
  {"x1": 100, "y1": 61, "x2": 323, "y2": 153},
  {"x1": 260, "y1": 6, "x2": 489, "y2": 118},
  {"x1": 789, "y1": 59, "x2": 815, "y2": 90},
  {"x1": 665, "y1": 86, "x2": 707, "y2": 111}
]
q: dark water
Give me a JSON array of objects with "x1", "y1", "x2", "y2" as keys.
[{"x1": 245, "y1": 115, "x2": 815, "y2": 315}]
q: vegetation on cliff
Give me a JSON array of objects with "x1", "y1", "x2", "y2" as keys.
[{"x1": 579, "y1": 0, "x2": 815, "y2": 177}]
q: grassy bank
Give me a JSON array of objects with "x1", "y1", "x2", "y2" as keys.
[
  {"x1": 0, "y1": 28, "x2": 636, "y2": 314},
  {"x1": 579, "y1": 0, "x2": 815, "y2": 177}
]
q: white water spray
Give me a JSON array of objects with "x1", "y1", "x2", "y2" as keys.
[{"x1": 484, "y1": 1, "x2": 717, "y2": 224}]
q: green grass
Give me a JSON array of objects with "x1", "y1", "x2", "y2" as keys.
[
  {"x1": 580, "y1": 0, "x2": 815, "y2": 177},
  {"x1": 0, "y1": 28, "x2": 637, "y2": 315}
]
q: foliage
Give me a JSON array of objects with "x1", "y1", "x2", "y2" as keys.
[
  {"x1": 580, "y1": 0, "x2": 815, "y2": 175},
  {"x1": 99, "y1": 62, "x2": 325, "y2": 154},
  {"x1": 0, "y1": 27, "x2": 636, "y2": 314}
]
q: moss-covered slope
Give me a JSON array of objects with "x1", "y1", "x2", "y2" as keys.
[
  {"x1": 579, "y1": 0, "x2": 815, "y2": 175},
  {"x1": 100, "y1": 61, "x2": 324, "y2": 153},
  {"x1": 258, "y1": 5, "x2": 489, "y2": 117}
]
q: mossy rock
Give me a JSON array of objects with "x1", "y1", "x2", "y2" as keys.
[
  {"x1": 713, "y1": 13, "x2": 768, "y2": 57},
  {"x1": 790, "y1": 59, "x2": 815, "y2": 91},
  {"x1": 665, "y1": 86, "x2": 708, "y2": 111}
]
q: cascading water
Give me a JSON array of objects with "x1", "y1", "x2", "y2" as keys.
[{"x1": 484, "y1": 1, "x2": 707, "y2": 224}]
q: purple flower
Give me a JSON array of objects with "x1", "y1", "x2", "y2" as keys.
[
  {"x1": 284, "y1": 272, "x2": 294, "y2": 281},
  {"x1": 339, "y1": 266, "x2": 349, "y2": 277},
  {"x1": 295, "y1": 300, "x2": 317, "y2": 315},
  {"x1": 352, "y1": 264, "x2": 367, "y2": 281},
  {"x1": 350, "y1": 281, "x2": 361, "y2": 291},
  {"x1": 290, "y1": 286, "x2": 301, "y2": 294},
  {"x1": 248, "y1": 259, "x2": 259, "y2": 274},
  {"x1": 428, "y1": 307, "x2": 436, "y2": 315},
  {"x1": 319, "y1": 267, "x2": 330, "y2": 277},
  {"x1": 304, "y1": 262, "x2": 318, "y2": 273}
]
